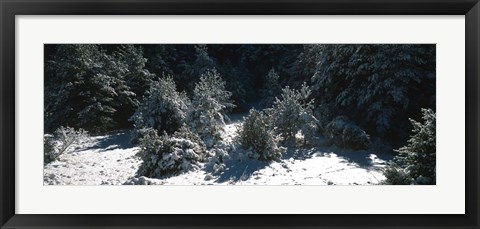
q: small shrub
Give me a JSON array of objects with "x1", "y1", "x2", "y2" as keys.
[
  {"x1": 44, "y1": 126, "x2": 89, "y2": 164},
  {"x1": 204, "y1": 146, "x2": 232, "y2": 174},
  {"x1": 136, "y1": 126, "x2": 207, "y2": 178},
  {"x1": 238, "y1": 109, "x2": 286, "y2": 161},
  {"x1": 324, "y1": 116, "x2": 370, "y2": 150}
]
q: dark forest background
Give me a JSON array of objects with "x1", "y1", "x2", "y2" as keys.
[{"x1": 44, "y1": 44, "x2": 435, "y2": 149}]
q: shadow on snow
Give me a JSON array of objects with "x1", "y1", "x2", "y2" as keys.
[
  {"x1": 83, "y1": 131, "x2": 135, "y2": 152},
  {"x1": 213, "y1": 143, "x2": 394, "y2": 184},
  {"x1": 313, "y1": 145, "x2": 394, "y2": 170},
  {"x1": 214, "y1": 157, "x2": 270, "y2": 183}
]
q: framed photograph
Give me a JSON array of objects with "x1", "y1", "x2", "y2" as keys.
[{"x1": 1, "y1": 0, "x2": 479, "y2": 228}]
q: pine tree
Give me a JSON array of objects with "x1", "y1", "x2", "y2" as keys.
[
  {"x1": 45, "y1": 44, "x2": 97, "y2": 132},
  {"x1": 268, "y1": 83, "x2": 318, "y2": 144},
  {"x1": 192, "y1": 45, "x2": 216, "y2": 74},
  {"x1": 188, "y1": 68, "x2": 235, "y2": 147},
  {"x1": 45, "y1": 45, "x2": 136, "y2": 133},
  {"x1": 237, "y1": 44, "x2": 302, "y2": 85},
  {"x1": 115, "y1": 44, "x2": 155, "y2": 99},
  {"x1": 288, "y1": 44, "x2": 324, "y2": 88},
  {"x1": 142, "y1": 44, "x2": 176, "y2": 77},
  {"x1": 181, "y1": 45, "x2": 217, "y2": 92},
  {"x1": 260, "y1": 68, "x2": 282, "y2": 108},
  {"x1": 384, "y1": 108, "x2": 436, "y2": 185},
  {"x1": 76, "y1": 51, "x2": 133, "y2": 133},
  {"x1": 311, "y1": 44, "x2": 435, "y2": 143},
  {"x1": 238, "y1": 109, "x2": 286, "y2": 161},
  {"x1": 220, "y1": 60, "x2": 253, "y2": 112},
  {"x1": 130, "y1": 76, "x2": 190, "y2": 141}
]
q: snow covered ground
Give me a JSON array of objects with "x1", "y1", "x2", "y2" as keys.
[
  {"x1": 44, "y1": 117, "x2": 393, "y2": 186},
  {"x1": 44, "y1": 132, "x2": 141, "y2": 185}
]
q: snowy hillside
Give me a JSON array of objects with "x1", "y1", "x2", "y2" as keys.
[
  {"x1": 45, "y1": 44, "x2": 436, "y2": 185},
  {"x1": 44, "y1": 119, "x2": 392, "y2": 186}
]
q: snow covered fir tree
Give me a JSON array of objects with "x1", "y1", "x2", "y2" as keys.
[{"x1": 44, "y1": 44, "x2": 436, "y2": 185}]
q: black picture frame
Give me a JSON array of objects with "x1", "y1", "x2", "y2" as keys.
[{"x1": 1, "y1": 0, "x2": 479, "y2": 228}]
